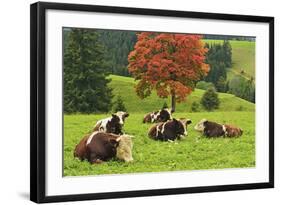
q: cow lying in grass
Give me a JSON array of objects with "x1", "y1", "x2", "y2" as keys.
[
  {"x1": 74, "y1": 131, "x2": 133, "y2": 164},
  {"x1": 143, "y1": 108, "x2": 173, "y2": 123},
  {"x1": 194, "y1": 119, "x2": 243, "y2": 137},
  {"x1": 148, "y1": 118, "x2": 192, "y2": 141},
  {"x1": 93, "y1": 111, "x2": 129, "y2": 135}
]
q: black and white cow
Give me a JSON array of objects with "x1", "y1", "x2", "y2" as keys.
[
  {"x1": 93, "y1": 111, "x2": 129, "y2": 135},
  {"x1": 148, "y1": 118, "x2": 192, "y2": 141},
  {"x1": 143, "y1": 108, "x2": 173, "y2": 123},
  {"x1": 194, "y1": 119, "x2": 243, "y2": 137}
]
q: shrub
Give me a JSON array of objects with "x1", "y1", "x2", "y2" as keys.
[
  {"x1": 236, "y1": 105, "x2": 244, "y2": 111},
  {"x1": 196, "y1": 81, "x2": 215, "y2": 90},
  {"x1": 113, "y1": 96, "x2": 127, "y2": 112},
  {"x1": 200, "y1": 87, "x2": 220, "y2": 111},
  {"x1": 228, "y1": 76, "x2": 255, "y2": 103},
  {"x1": 191, "y1": 101, "x2": 200, "y2": 112}
]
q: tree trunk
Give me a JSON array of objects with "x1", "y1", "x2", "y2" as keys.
[{"x1": 171, "y1": 92, "x2": 176, "y2": 113}]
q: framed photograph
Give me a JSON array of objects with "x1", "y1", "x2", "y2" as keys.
[{"x1": 30, "y1": 2, "x2": 274, "y2": 203}]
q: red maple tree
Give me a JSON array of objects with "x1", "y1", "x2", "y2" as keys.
[{"x1": 128, "y1": 32, "x2": 209, "y2": 112}]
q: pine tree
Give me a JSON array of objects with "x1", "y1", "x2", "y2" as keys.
[
  {"x1": 64, "y1": 28, "x2": 112, "y2": 113},
  {"x1": 200, "y1": 87, "x2": 220, "y2": 111},
  {"x1": 223, "y1": 40, "x2": 232, "y2": 67},
  {"x1": 216, "y1": 76, "x2": 227, "y2": 92},
  {"x1": 113, "y1": 96, "x2": 127, "y2": 112},
  {"x1": 204, "y1": 42, "x2": 231, "y2": 90}
]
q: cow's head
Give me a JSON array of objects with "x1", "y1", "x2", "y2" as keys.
[
  {"x1": 175, "y1": 118, "x2": 192, "y2": 136},
  {"x1": 115, "y1": 111, "x2": 129, "y2": 125},
  {"x1": 110, "y1": 114, "x2": 122, "y2": 133},
  {"x1": 156, "y1": 108, "x2": 172, "y2": 122},
  {"x1": 194, "y1": 119, "x2": 208, "y2": 132},
  {"x1": 116, "y1": 134, "x2": 133, "y2": 162}
]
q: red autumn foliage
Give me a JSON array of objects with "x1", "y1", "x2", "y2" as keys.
[{"x1": 128, "y1": 32, "x2": 209, "y2": 110}]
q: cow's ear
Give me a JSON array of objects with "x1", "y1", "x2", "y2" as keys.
[
  {"x1": 125, "y1": 113, "x2": 129, "y2": 117},
  {"x1": 112, "y1": 114, "x2": 117, "y2": 118},
  {"x1": 172, "y1": 118, "x2": 177, "y2": 121}
]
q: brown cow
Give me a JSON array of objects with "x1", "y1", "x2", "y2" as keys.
[
  {"x1": 194, "y1": 119, "x2": 243, "y2": 137},
  {"x1": 74, "y1": 131, "x2": 133, "y2": 164}
]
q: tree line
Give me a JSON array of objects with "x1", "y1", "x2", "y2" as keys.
[
  {"x1": 203, "y1": 34, "x2": 255, "y2": 41},
  {"x1": 97, "y1": 30, "x2": 137, "y2": 76}
]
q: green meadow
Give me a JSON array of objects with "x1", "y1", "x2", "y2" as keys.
[
  {"x1": 109, "y1": 75, "x2": 254, "y2": 113},
  {"x1": 64, "y1": 75, "x2": 255, "y2": 176}
]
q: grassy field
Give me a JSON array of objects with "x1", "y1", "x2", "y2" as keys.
[
  {"x1": 64, "y1": 112, "x2": 255, "y2": 176},
  {"x1": 109, "y1": 75, "x2": 254, "y2": 113},
  {"x1": 204, "y1": 40, "x2": 255, "y2": 81},
  {"x1": 64, "y1": 75, "x2": 255, "y2": 176}
]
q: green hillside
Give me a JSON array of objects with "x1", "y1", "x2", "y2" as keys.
[
  {"x1": 204, "y1": 40, "x2": 255, "y2": 81},
  {"x1": 108, "y1": 75, "x2": 254, "y2": 113}
]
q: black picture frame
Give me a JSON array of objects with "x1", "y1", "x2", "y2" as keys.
[{"x1": 30, "y1": 1, "x2": 274, "y2": 203}]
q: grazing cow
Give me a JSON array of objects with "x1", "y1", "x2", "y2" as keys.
[
  {"x1": 74, "y1": 131, "x2": 133, "y2": 164},
  {"x1": 93, "y1": 111, "x2": 129, "y2": 135},
  {"x1": 143, "y1": 108, "x2": 173, "y2": 123},
  {"x1": 148, "y1": 118, "x2": 192, "y2": 141},
  {"x1": 194, "y1": 119, "x2": 243, "y2": 137}
]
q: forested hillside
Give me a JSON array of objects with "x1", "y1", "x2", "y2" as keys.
[{"x1": 97, "y1": 30, "x2": 137, "y2": 76}]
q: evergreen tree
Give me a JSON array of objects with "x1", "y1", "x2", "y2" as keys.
[
  {"x1": 223, "y1": 40, "x2": 232, "y2": 67},
  {"x1": 64, "y1": 28, "x2": 112, "y2": 113},
  {"x1": 113, "y1": 96, "x2": 127, "y2": 112},
  {"x1": 204, "y1": 42, "x2": 232, "y2": 92},
  {"x1": 216, "y1": 76, "x2": 227, "y2": 92},
  {"x1": 200, "y1": 87, "x2": 220, "y2": 111}
]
